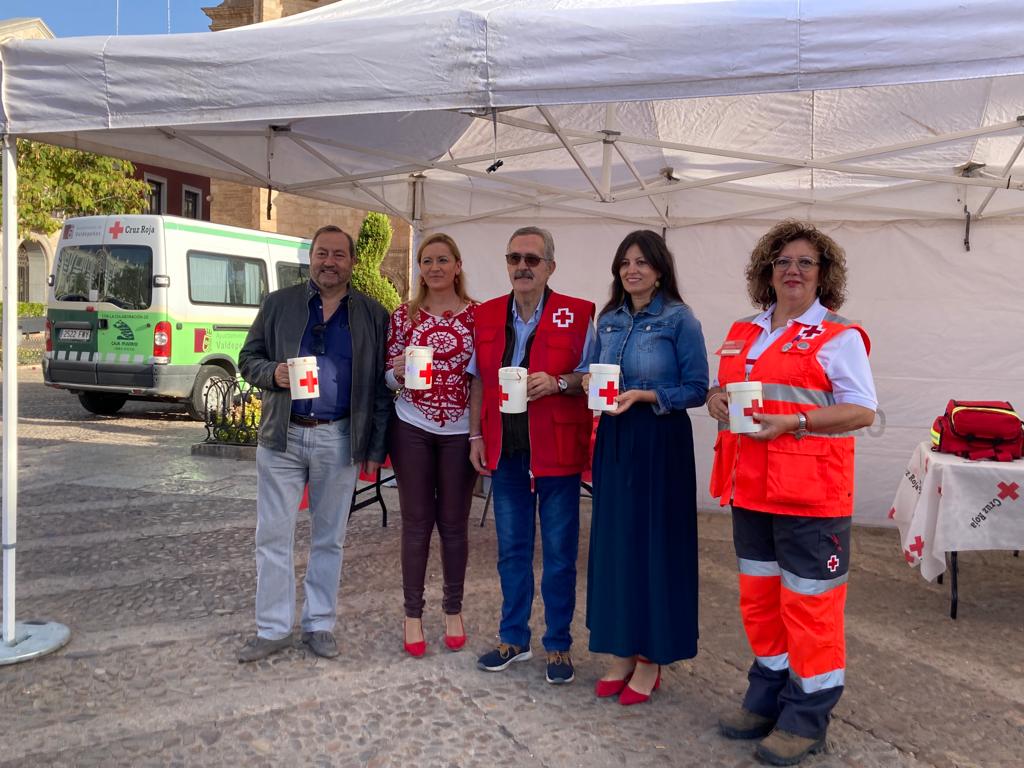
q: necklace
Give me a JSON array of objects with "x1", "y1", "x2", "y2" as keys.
[{"x1": 422, "y1": 304, "x2": 458, "y2": 320}]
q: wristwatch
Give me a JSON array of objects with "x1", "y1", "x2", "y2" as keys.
[
  {"x1": 556, "y1": 375, "x2": 569, "y2": 394},
  {"x1": 794, "y1": 412, "x2": 808, "y2": 440}
]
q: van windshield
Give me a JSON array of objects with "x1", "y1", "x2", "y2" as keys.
[{"x1": 54, "y1": 245, "x2": 153, "y2": 310}]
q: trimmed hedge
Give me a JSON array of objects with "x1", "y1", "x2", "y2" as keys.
[
  {"x1": 352, "y1": 212, "x2": 401, "y2": 312},
  {"x1": 0, "y1": 302, "x2": 45, "y2": 317}
]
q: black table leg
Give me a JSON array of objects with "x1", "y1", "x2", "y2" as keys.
[{"x1": 949, "y1": 551, "x2": 958, "y2": 620}]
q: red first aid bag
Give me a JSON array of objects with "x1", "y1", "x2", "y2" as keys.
[{"x1": 930, "y1": 400, "x2": 1024, "y2": 461}]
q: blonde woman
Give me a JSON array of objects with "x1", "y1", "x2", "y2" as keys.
[{"x1": 386, "y1": 233, "x2": 478, "y2": 657}]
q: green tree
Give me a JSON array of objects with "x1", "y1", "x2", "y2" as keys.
[
  {"x1": 0, "y1": 139, "x2": 149, "y2": 237},
  {"x1": 352, "y1": 211, "x2": 401, "y2": 312}
]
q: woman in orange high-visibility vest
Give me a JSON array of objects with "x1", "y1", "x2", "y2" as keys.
[{"x1": 707, "y1": 220, "x2": 877, "y2": 767}]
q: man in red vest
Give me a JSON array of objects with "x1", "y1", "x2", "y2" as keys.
[{"x1": 468, "y1": 226, "x2": 595, "y2": 686}]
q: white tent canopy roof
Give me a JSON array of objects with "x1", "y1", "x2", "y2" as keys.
[{"x1": 2, "y1": 0, "x2": 1024, "y2": 227}]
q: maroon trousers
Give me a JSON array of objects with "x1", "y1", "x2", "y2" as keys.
[{"x1": 387, "y1": 416, "x2": 477, "y2": 618}]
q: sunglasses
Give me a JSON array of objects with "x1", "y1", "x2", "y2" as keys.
[
  {"x1": 505, "y1": 252, "x2": 545, "y2": 268},
  {"x1": 311, "y1": 323, "x2": 326, "y2": 355}
]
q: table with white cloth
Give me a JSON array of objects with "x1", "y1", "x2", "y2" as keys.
[{"x1": 889, "y1": 441, "x2": 1024, "y2": 618}]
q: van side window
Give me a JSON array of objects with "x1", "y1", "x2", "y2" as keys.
[
  {"x1": 187, "y1": 251, "x2": 268, "y2": 307},
  {"x1": 277, "y1": 262, "x2": 310, "y2": 289}
]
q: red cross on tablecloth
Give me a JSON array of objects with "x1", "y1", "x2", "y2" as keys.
[
  {"x1": 299, "y1": 371, "x2": 318, "y2": 393},
  {"x1": 909, "y1": 535, "x2": 925, "y2": 557},
  {"x1": 904, "y1": 549, "x2": 916, "y2": 564},
  {"x1": 888, "y1": 507, "x2": 896, "y2": 519},
  {"x1": 743, "y1": 399, "x2": 762, "y2": 417},
  {"x1": 108, "y1": 220, "x2": 125, "y2": 239},
  {"x1": 499, "y1": 387, "x2": 509, "y2": 406},
  {"x1": 997, "y1": 481, "x2": 1020, "y2": 501},
  {"x1": 552, "y1": 307, "x2": 574, "y2": 328},
  {"x1": 827, "y1": 554, "x2": 839, "y2": 573},
  {"x1": 419, "y1": 362, "x2": 433, "y2": 386},
  {"x1": 598, "y1": 380, "x2": 618, "y2": 406}
]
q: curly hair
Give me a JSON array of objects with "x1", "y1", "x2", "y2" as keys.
[{"x1": 745, "y1": 220, "x2": 848, "y2": 310}]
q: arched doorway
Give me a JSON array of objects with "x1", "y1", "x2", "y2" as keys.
[{"x1": 17, "y1": 239, "x2": 47, "y2": 304}]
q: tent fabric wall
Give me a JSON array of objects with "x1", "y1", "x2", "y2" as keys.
[{"x1": 440, "y1": 218, "x2": 1024, "y2": 525}]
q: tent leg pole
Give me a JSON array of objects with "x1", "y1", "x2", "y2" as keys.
[
  {"x1": 0, "y1": 136, "x2": 71, "y2": 664},
  {"x1": 2, "y1": 135, "x2": 19, "y2": 646}
]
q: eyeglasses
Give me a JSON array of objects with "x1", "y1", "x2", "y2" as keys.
[
  {"x1": 505, "y1": 252, "x2": 545, "y2": 267},
  {"x1": 311, "y1": 323, "x2": 326, "y2": 355},
  {"x1": 772, "y1": 257, "x2": 820, "y2": 273}
]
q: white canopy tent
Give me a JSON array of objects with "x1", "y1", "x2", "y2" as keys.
[{"x1": 3, "y1": 0, "x2": 1024, "y2": 644}]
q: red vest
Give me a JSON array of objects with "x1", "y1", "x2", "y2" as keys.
[
  {"x1": 709, "y1": 312, "x2": 871, "y2": 518},
  {"x1": 475, "y1": 291, "x2": 594, "y2": 477}
]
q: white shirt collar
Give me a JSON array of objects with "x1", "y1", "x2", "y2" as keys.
[{"x1": 752, "y1": 299, "x2": 827, "y2": 332}]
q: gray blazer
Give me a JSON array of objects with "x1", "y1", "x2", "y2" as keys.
[{"x1": 239, "y1": 282, "x2": 392, "y2": 462}]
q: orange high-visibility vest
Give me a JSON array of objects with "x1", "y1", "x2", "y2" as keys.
[{"x1": 709, "y1": 312, "x2": 870, "y2": 518}]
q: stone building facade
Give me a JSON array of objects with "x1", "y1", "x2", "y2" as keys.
[{"x1": 201, "y1": 0, "x2": 412, "y2": 298}]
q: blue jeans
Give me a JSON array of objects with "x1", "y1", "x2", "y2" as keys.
[
  {"x1": 254, "y1": 421, "x2": 359, "y2": 639},
  {"x1": 491, "y1": 452, "x2": 581, "y2": 652}
]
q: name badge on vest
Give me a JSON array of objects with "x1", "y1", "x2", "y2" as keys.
[{"x1": 716, "y1": 339, "x2": 745, "y2": 357}]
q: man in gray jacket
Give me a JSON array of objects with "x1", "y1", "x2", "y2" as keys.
[{"x1": 237, "y1": 224, "x2": 391, "y2": 662}]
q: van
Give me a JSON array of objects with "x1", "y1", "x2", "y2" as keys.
[{"x1": 44, "y1": 215, "x2": 310, "y2": 418}]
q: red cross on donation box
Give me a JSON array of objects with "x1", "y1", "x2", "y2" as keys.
[
  {"x1": 420, "y1": 362, "x2": 433, "y2": 386},
  {"x1": 299, "y1": 371, "x2": 318, "y2": 393},
  {"x1": 743, "y1": 399, "x2": 762, "y2": 418},
  {"x1": 997, "y1": 481, "x2": 1020, "y2": 501},
  {"x1": 598, "y1": 381, "x2": 618, "y2": 406}
]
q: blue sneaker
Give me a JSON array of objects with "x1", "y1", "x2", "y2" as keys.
[
  {"x1": 477, "y1": 642, "x2": 532, "y2": 671},
  {"x1": 545, "y1": 650, "x2": 575, "y2": 684}
]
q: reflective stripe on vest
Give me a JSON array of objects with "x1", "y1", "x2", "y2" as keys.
[{"x1": 738, "y1": 557, "x2": 781, "y2": 577}]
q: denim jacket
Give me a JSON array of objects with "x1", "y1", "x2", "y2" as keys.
[{"x1": 593, "y1": 293, "x2": 709, "y2": 415}]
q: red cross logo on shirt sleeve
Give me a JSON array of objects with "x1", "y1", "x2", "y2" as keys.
[
  {"x1": 107, "y1": 220, "x2": 125, "y2": 239},
  {"x1": 598, "y1": 380, "x2": 619, "y2": 406},
  {"x1": 552, "y1": 307, "x2": 574, "y2": 328},
  {"x1": 298, "y1": 371, "x2": 318, "y2": 393},
  {"x1": 419, "y1": 362, "x2": 433, "y2": 386}
]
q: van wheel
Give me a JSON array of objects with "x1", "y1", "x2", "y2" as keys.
[
  {"x1": 78, "y1": 391, "x2": 128, "y2": 416},
  {"x1": 189, "y1": 365, "x2": 233, "y2": 421}
]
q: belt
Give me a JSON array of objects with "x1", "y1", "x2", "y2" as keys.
[{"x1": 290, "y1": 413, "x2": 347, "y2": 427}]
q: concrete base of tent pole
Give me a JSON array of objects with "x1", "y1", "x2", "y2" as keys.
[{"x1": 0, "y1": 621, "x2": 70, "y2": 666}]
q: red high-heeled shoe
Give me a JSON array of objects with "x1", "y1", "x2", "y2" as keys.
[
  {"x1": 404, "y1": 619, "x2": 426, "y2": 658},
  {"x1": 619, "y1": 660, "x2": 661, "y2": 705},
  {"x1": 595, "y1": 674, "x2": 631, "y2": 698},
  {"x1": 444, "y1": 614, "x2": 467, "y2": 651}
]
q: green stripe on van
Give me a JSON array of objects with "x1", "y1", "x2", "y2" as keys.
[{"x1": 164, "y1": 221, "x2": 310, "y2": 250}]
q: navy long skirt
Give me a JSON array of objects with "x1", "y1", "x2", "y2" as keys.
[{"x1": 586, "y1": 403, "x2": 699, "y2": 664}]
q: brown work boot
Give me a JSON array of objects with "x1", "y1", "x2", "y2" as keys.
[
  {"x1": 755, "y1": 728, "x2": 826, "y2": 766},
  {"x1": 718, "y1": 707, "x2": 776, "y2": 739}
]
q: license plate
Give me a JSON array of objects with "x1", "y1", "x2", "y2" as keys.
[{"x1": 58, "y1": 329, "x2": 91, "y2": 342}]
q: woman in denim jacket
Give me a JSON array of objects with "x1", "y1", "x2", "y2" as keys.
[{"x1": 584, "y1": 230, "x2": 708, "y2": 705}]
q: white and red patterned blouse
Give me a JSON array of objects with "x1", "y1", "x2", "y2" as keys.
[{"x1": 386, "y1": 302, "x2": 477, "y2": 434}]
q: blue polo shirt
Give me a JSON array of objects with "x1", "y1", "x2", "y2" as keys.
[{"x1": 291, "y1": 284, "x2": 352, "y2": 420}]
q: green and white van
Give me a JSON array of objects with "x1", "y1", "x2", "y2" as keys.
[{"x1": 44, "y1": 215, "x2": 311, "y2": 417}]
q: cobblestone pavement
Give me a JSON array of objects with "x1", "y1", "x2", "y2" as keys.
[{"x1": 2, "y1": 366, "x2": 1023, "y2": 767}]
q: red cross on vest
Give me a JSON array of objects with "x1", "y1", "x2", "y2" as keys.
[
  {"x1": 743, "y1": 399, "x2": 762, "y2": 417},
  {"x1": 108, "y1": 220, "x2": 125, "y2": 239},
  {"x1": 419, "y1": 362, "x2": 433, "y2": 386},
  {"x1": 826, "y1": 554, "x2": 839, "y2": 573},
  {"x1": 598, "y1": 380, "x2": 618, "y2": 406},
  {"x1": 552, "y1": 307, "x2": 574, "y2": 328},
  {"x1": 299, "y1": 371, "x2": 318, "y2": 393},
  {"x1": 997, "y1": 481, "x2": 1020, "y2": 501},
  {"x1": 798, "y1": 324, "x2": 824, "y2": 340}
]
